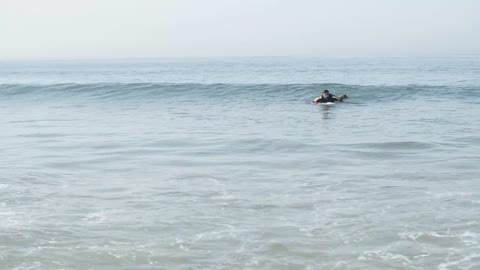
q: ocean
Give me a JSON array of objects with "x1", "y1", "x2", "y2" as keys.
[{"x1": 1, "y1": 57, "x2": 479, "y2": 269}]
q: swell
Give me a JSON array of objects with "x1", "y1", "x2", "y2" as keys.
[{"x1": 1, "y1": 83, "x2": 479, "y2": 102}]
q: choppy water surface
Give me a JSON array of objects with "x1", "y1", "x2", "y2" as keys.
[{"x1": 1, "y1": 58, "x2": 480, "y2": 269}]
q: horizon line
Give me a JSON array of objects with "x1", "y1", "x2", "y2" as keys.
[{"x1": 2, "y1": 53, "x2": 480, "y2": 62}]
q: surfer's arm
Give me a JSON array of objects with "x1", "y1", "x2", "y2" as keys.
[
  {"x1": 312, "y1": 96, "x2": 322, "y2": 103},
  {"x1": 332, "y1": 95, "x2": 347, "y2": 102}
]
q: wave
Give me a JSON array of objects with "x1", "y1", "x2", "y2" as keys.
[{"x1": 1, "y1": 83, "x2": 479, "y2": 102}]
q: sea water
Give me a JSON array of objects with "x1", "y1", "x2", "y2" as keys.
[{"x1": 1, "y1": 57, "x2": 479, "y2": 269}]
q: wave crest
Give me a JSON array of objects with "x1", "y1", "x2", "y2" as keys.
[{"x1": 0, "y1": 83, "x2": 478, "y2": 102}]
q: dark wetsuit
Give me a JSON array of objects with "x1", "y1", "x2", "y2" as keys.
[{"x1": 315, "y1": 94, "x2": 336, "y2": 103}]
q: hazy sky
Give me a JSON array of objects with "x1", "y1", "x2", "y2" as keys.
[{"x1": 1, "y1": 0, "x2": 479, "y2": 59}]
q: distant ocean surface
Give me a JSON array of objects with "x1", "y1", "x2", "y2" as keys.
[{"x1": 1, "y1": 57, "x2": 479, "y2": 269}]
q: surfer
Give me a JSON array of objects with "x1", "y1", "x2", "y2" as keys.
[{"x1": 312, "y1": 90, "x2": 348, "y2": 104}]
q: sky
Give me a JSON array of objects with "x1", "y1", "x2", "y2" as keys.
[{"x1": 1, "y1": 0, "x2": 479, "y2": 60}]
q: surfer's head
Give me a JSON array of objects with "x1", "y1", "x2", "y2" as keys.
[{"x1": 323, "y1": 89, "x2": 330, "y2": 97}]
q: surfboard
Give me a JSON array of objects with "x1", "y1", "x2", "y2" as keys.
[{"x1": 320, "y1": 102, "x2": 335, "y2": 105}]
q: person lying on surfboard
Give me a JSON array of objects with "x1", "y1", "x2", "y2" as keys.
[{"x1": 312, "y1": 89, "x2": 348, "y2": 104}]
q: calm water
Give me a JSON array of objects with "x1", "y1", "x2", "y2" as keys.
[{"x1": 1, "y1": 57, "x2": 480, "y2": 269}]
